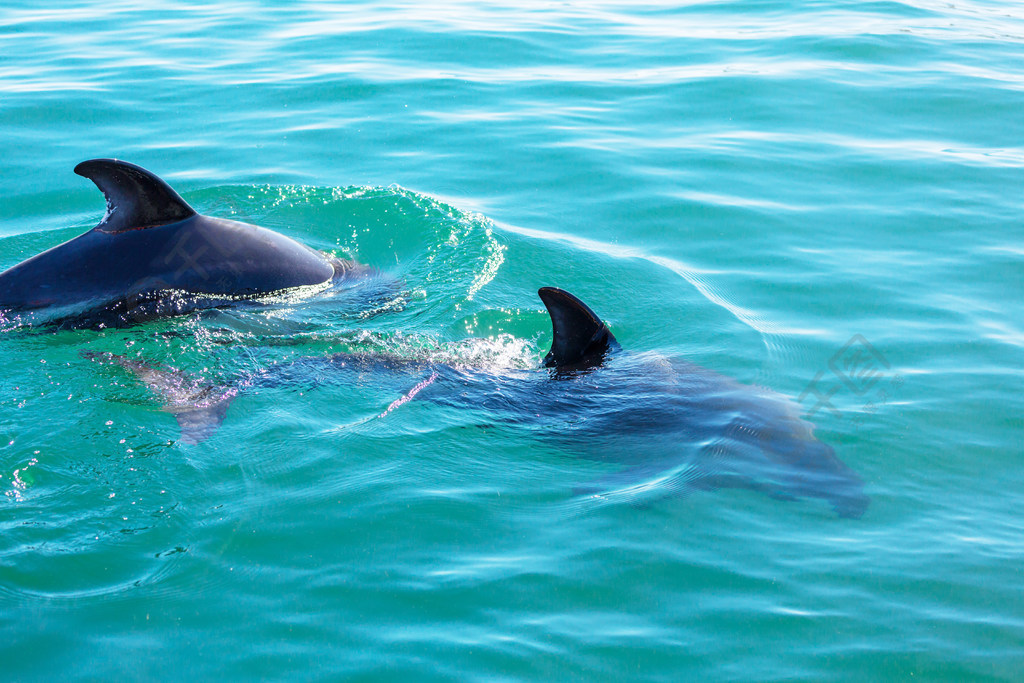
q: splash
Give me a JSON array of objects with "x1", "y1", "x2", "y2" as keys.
[
  {"x1": 5, "y1": 456, "x2": 38, "y2": 502},
  {"x1": 465, "y1": 222, "x2": 506, "y2": 302}
]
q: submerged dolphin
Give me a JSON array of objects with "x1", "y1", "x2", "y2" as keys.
[
  {"x1": 0, "y1": 159, "x2": 379, "y2": 328},
  {"x1": 86, "y1": 288, "x2": 869, "y2": 518}
]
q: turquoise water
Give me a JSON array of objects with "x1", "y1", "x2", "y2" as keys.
[{"x1": 2, "y1": 0, "x2": 1023, "y2": 679}]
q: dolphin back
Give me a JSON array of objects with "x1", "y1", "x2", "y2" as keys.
[{"x1": 0, "y1": 159, "x2": 375, "y2": 327}]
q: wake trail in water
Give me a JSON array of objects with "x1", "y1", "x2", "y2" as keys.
[{"x1": 496, "y1": 221, "x2": 781, "y2": 353}]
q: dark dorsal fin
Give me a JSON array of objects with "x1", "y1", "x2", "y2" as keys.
[
  {"x1": 74, "y1": 159, "x2": 197, "y2": 234},
  {"x1": 539, "y1": 287, "x2": 620, "y2": 370}
]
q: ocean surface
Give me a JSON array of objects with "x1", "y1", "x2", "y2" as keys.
[{"x1": 2, "y1": 1, "x2": 1023, "y2": 679}]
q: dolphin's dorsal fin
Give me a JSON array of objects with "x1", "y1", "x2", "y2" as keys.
[
  {"x1": 539, "y1": 287, "x2": 620, "y2": 370},
  {"x1": 74, "y1": 159, "x2": 197, "y2": 233}
]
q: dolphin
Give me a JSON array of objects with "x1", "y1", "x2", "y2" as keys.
[
  {"x1": 0, "y1": 159, "x2": 381, "y2": 328},
  {"x1": 85, "y1": 287, "x2": 869, "y2": 518}
]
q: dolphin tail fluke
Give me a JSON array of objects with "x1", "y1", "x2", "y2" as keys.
[
  {"x1": 82, "y1": 351, "x2": 237, "y2": 444},
  {"x1": 74, "y1": 159, "x2": 197, "y2": 234},
  {"x1": 538, "y1": 287, "x2": 620, "y2": 370}
]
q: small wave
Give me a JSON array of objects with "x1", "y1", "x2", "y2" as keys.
[{"x1": 496, "y1": 220, "x2": 779, "y2": 340}]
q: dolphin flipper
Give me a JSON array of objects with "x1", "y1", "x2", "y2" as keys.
[
  {"x1": 538, "y1": 287, "x2": 620, "y2": 370},
  {"x1": 74, "y1": 159, "x2": 197, "y2": 234},
  {"x1": 82, "y1": 351, "x2": 237, "y2": 444},
  {"x1": 171, "y1": 400, "x2": 234, "y2": 445}
]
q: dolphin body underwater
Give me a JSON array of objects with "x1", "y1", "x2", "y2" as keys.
[
  {"x1": 87, "y1": 287, "x2": 870, "y2": 518},
  {"x1": 0, "y1": 160, "x2": 380, "y2": 329}
]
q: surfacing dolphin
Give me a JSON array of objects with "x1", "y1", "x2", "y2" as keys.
[
  {"x1": 0, "y1": 159, "x2": 381, "y2": 329},
  {"x1": 86, "y1": 288, "x2": 869, "y2": 518}
]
